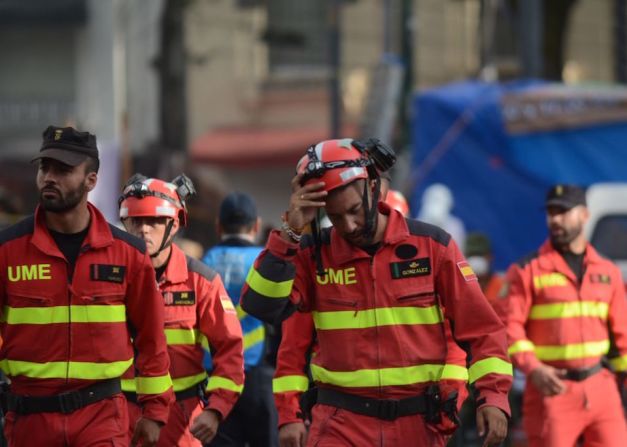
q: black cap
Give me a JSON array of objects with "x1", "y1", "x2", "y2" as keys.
[
  {"x1": 219, "y1": 192, "x2": 257, "y2": 226},
  {"x1": 32, "y1": 125, "x2": 99, "y2": 167},
  {"x1": 465, "y1": 232, "x2": 492, "y2": 257},
  {"x1": 545, "y1": 184, "x2": 587, "y2": 210}
]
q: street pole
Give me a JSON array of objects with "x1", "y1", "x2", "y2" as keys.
[{"x1": 329, "y1": 0, "x2": 342, "y2": 139}]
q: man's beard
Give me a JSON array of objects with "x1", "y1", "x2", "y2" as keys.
[
  {"x1": 39, "y1": 184, "x2": 86, "y2": 213},
  {"x1": 549, "y1": 223, "x2": 582, "y2": 248}
]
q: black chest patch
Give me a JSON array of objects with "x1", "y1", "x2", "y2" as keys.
[
  {"x1": 589, "y1": 273, "x2": 611, "y2": 284},
  {"x1": 90, "y1": 264, "x2": 126, "y2": 284},
  {"x1": 395, "y1": 244, "x2": 418, "y2": 259},
  {"x1": 390, "y1": 257, "x2": 431, "y2": 279},
  {"x1": 164, "y1": 291, "x2": 196, "y2": 306}
]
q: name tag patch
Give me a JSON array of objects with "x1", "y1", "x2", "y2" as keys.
[
  {"x1": 164, "y1": 291, "x2": 196, "y2": 306},
  {"x1": 90, "y1": 264, "x2": 126, "y2": 284},
  {"x1": 390, "y1": 258, "x2": 431, "y2": 279}
]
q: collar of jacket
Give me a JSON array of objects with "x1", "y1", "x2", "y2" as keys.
[
  {"x1": 159, "y1": 243, "x2": 189, "y2": 286},
  {"x1": 331, "y1": 202, "x2": 410, "y2": 266},
  {"x1": 31, "y1": 202, "x2": 114, "y2": 257},
  {"x1": 537, "y1": 239, "x2": 604, "y2": 282}
]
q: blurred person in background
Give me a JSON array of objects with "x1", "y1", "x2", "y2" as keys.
[
  {"x1": 242, "y1": 138, "x2": 511, "y2": 447},
  {"x1": 500, "y1": 184, "x2": 627, "y2": 447},
  {"x1": 0, "y1": 126, "x2": 173, "y2": 447},
  {"x1": 120, "y1": 175, "x2": 244, "y2": 446},
  {"x1": 417, "y1": 183, "x2": 466, "y2": 250},
  {"x1": 202, "y1": 192, "x2": 279, "y2": 447},
  {"x1": 465, "y1": 232, "x2": 503, "y2": 305}
]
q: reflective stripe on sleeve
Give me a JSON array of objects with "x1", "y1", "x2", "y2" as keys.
[
  {"x1": 245, "y1": 268, "x2": 293, "y2": 299},
  {"x1": 136, "y1": 374, "x2": 173, "y2": 395},
  {"x1": 205, "y1": 376, "x2": 244, "y2": 393},
  {"x1": 272, "y1": 375, "x2": 310, "y2": 393},
  {"x1": 468, "y1": 357, "x2": 513, "y2": 383}
]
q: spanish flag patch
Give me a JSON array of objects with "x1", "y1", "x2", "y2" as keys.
[
  {"x1": 220, "y1": 295, "x2": 236, "y2": 313},
  {"x1": 457, "y1": 261, "x2": 478, "y2": 282}
]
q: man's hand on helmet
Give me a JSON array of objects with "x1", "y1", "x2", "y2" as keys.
[{"x1": 281, "y1": 174, "x2": 327, "y2": 242}]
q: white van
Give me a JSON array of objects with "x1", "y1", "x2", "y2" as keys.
[{"x1": 585, "y1": 183, "x2": 627, "y2": 282}]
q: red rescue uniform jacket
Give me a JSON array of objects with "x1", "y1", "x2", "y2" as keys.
[
  {"x1": 0, "y1": 203, "x2": 173, "y2": 423},
  {"x1": 123, "y1": 244, "x2": 244, "y2": 419},
  {"x1": 503, "y1": 240, "x2": 627, "y2": 374},
  {"x1": 244, "y1": 204, "x2": 512, "y2": 414}
]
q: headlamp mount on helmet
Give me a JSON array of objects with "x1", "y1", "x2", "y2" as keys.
[{"x1": 300, "y1": 138, "x2": 396, "y2": 185}]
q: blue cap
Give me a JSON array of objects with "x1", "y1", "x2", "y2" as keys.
[{"x1": 219, "y1": 192, "x2": 257, "y2": 226}]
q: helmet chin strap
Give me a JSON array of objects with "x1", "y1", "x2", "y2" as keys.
[
  {"x1": 150, "y1": 219, "x2": 176, "y2": 258},
  {"x1": 363, "y1": 177, "x2": 381, "y2": 243}
]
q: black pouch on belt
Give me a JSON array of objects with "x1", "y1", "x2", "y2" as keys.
[{"x1": 425, "y1": 385, "x2": 460, "y2": 435}]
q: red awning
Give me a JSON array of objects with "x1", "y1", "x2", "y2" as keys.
[{"x1": 190, "y1": 125, "x2": 355, "y2": 167}]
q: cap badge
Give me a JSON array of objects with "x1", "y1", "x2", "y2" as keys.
[{"x1": 54, "y1": 129, "x2": 63, "y2": 141}]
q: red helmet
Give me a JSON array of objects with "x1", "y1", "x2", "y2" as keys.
[
  {"x1": 384, "y1": 189, "x2": 410, "y2": 216},
  {"x1": 296, "y1": 139, "x2": 371, "y2": 192},
  {"x1": 119, "y1": 176, "x2": 189, "y2": 226}
]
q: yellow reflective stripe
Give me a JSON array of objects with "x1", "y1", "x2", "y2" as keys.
[
  {"x1": 310, "y1": 363, "x2": 465, "y2": 388},
  {"x1": 529, "y1": 301, "x2": 609, "y2": 320},
  {"x1": 609, "y1": 355, "x2": 627, "y2": 372},
  {"x1": 1, "y1": 305, "x2": 126, "y2": 324},
  {"x1": 235, "y1": 304, "x2": 247, "y2": 320},
  {"x1": 136, "y1": 374, "x2": 172, "y2": 395},
  {"x1": 244, "y1": 325, "x2": 265, "y2": 350},
  {"x1": 312, "y1": 306, "x2": 443, "y2": 330},
  {"x1": 0, "y1": 358, "x2": 133, "y2": 380},
  {"x1": 441, "y1": 364, "x2": 469, "y2": 381},
  {"x1": 468, "y1": 358, "x2": 513, "y2": 383},
  {"x1": 172, "y1": 372, "x2": 207, "y2": 392},
  {"x1": 199, "y1": 333, "x2": 210, "y2": 351},
  {"x1": 246, "y1": 268, "x2": 293, "y2": 298},
  {"x1": 206, "y1": 376, "x2": 243, "y2": 393},
  {"x1": 121, "y1": 378, "x2": 135, "y2": 392},
  {"x1": 534, "y1": 340, "x2": 610, "y2": 361},
  {"x1": 508, "y1": 340, "x2": 535, "y2": 356},
  {"x1": 165, "y1": 328, "x2": 199, "y2": 345},
  {"x1": 272, "y1": 375, "x2": 310, "y2": 393}
]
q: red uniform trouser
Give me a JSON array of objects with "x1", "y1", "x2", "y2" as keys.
[
  {"x1": 307, "y1": 403, "x2": 447, "y2": 447},
  {"x1": 127, "y1": 397, "x2": 203, "y2": 447},
  {"x1": 3, "y1": 393, "x2": 128, "y2": 447},
  {"x1": 523, "y1": 368, "x2": 627, "y2": 447}
]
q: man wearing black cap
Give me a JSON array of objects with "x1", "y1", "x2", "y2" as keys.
[
  {"x1": 501, "y1": 184, "x2": 627, "y2": 446},
  {"x1": 0, "y1": 126, "x2": 173, "y2": 446},
  {"x1": 202, "y1": 192, "x2": 278, "y2": 447}
]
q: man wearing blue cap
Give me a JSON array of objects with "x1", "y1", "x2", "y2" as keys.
[{"x1": 202, "y1": 192, "x2": 278, "y2": 446}]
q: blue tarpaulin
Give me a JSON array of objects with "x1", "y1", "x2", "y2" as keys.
[{"x1": 410, "y1": 80, "x2": 627, "y2": 270}]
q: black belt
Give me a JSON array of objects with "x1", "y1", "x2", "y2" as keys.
[
  {"x1": 564, "y1": 363, "x2": 602, "y2": 382},
  {"x1": 317, "y1": 388, "x2": 427, "y2": 421},
  {"x1": 7, "y1": 379, "x2": 121, "y2": 415},
  {"x1": 124, "y1": 383, "x2": 201, "y2": 404}
]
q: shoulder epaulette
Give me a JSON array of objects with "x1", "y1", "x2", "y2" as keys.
[
  {"x1": 0, "y1": 215, "x2": 35, "y2": 245},
  {"x1": 187, "y1": 256, "x2": 217, "y2": 281},
  {"x1": 109, "y1": 224, "x2": 146, "y2": 254},
  {"x1": 405, "y1": 218, "x2": 451, "y2": 247},
  {"x1": 515, "y1": 250, "x2": 539, "y2": 268}
]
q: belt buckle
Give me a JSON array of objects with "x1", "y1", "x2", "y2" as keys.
[
  {"x1": 377, "y1": 399, "x2": 399, "y2": 421},
  {"x1": 58, "y1": 391, "x2": 83, "y2": 414}
]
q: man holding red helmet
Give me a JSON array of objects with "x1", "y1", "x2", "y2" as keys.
[
  {"x1": 242, "y1": 138, "x2": 512, "y2": 446},
  {"x1": 119, "y1": 174, "x2": 244, "y2": 446}
]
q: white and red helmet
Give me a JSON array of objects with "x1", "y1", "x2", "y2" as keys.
[{"x1": 119, "y1": 175, "x2": 192, "y2": 226}]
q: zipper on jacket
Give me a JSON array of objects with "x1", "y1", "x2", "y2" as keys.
[{"x1": 370, "y1": 255, "x2": 383, "y2": 397}]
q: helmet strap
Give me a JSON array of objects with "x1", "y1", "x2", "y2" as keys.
[
  {"x1": 363, "y1": 177, "x2": 381, "y2": 243},
  {"x1": 150, "y1": 218, "x2": 176, "y2": 258},
  {"x1": 311, "y1": 210, "x2": 326, "y2": 277}
]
